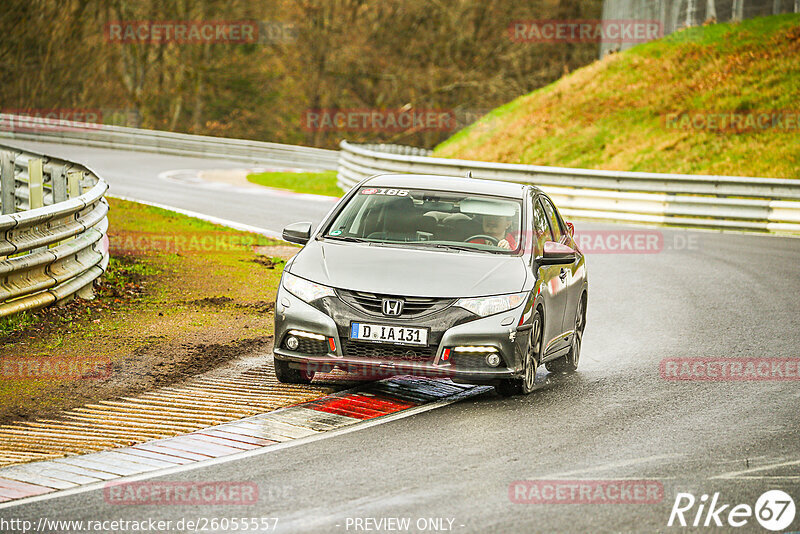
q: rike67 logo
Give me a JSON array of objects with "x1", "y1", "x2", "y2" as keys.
[{"x1": 668, "y1": 490, "x2": 796, "y2": 531}]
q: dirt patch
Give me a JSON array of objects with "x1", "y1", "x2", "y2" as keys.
[
  {"x1": 187, "y1": 296, "x2": 274, "y2": 314},
  {"x1": 190, "y1": 296, "x2": 235, "y2": 306},
  {"x1": 251, "y1": 256, "x2": 285, "y2": 269},
  {"x1": 120, "y1": 335, "x2": 273, "y2": 390},
  {"x1": 236, "y1": 301, "x2": 275, "y2": 314}
]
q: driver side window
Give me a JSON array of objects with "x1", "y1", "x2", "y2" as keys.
[
  {"x1": 533, "y1": 199, "x2": 553, "y2": 256},
  {"x1": 540, "y1": 197, "x2": 563, "y2": 243}
]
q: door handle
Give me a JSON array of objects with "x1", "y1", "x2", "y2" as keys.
[{"x1": 559, "y1": 268, "x2": 568, "y2": 281}]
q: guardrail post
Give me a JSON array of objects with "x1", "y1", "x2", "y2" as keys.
[
  {"x1": 52, "y1": 165, "x2": 68, "y2": 203},
  {"x1": 76, "y1": 282, "x2": 96, "y2": 301},
  {"x1": 1, "y1": 152, "x2": 14, "y2": 214},
  {"x1": 28, "y1": 158, "x2": 44, "y2": 209},
  {"x1": 67, "y1": 170, "x2": 82, "y2": 198}
]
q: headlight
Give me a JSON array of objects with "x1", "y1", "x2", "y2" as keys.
[
  {"x1": 282, "y1": 272, "x2": 335, "y2": 303},
  {"x1": 455, "y1": 292, "x2": 527, "y2": 317}
]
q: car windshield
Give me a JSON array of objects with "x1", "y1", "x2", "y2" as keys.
[{"x1": 324, "y1": 186, "x2": 523, "y2": 254}]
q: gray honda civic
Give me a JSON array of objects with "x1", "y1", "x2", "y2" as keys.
[{"x1": 273, "y1": 173, "x2": 587, "y2": 395}]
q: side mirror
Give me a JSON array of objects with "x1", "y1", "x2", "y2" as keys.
[
  {"x1": 538, "y1": 241, "x2": 577, "y2": 265},
  {"x1": 282, "y1": 222, "x2": 313, "y2": 245},
  {"x1": 566, "y1": 221, "x2": 575, "y2": 237}
]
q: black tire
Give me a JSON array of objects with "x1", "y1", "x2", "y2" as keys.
[
  {"x1": 545, "y1": 294, "x2": 586, "y2": 374},
  {"x1": 496, "y1": 310, "x2": 541, "y2": 396},
  {"x1": 274, "y1": 358, "x2": 315, "y2": 384}
]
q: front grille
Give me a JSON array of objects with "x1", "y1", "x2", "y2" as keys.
[
  {"x1": 336, "y1": 289, "x2": 455, "y2": 318},
  {"x1": 340, "y1": 339, "x2": 436, "y2": 362},
  {"x1": 283, "y1": 335, "x2": 328, "y2": 355}
]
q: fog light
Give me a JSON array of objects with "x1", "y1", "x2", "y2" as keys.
[
  {"x1": 286, "y1": 336, "x2": 299, "y2": 350},
  {"x1": 486, "y1": 353, "x2": 501, "y2": 367}
]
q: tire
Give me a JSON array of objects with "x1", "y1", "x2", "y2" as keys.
[
  {"x1": 496, "y1": 310, "x2": 541, "y2": 396},
  {"x1": 545, "y1": 293, "x2": 585, "y2": 374},
  {"x1": 274, "y1": 358, "x2": 315, "y2": 384}
]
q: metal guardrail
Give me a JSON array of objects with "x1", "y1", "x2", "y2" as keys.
[
  {"x1": 338, "y1": 141, "x2": 800, "y2": 233},
  {"x1": 0, "y1": 114, "x2": 339, "y2": 171},
  {"x1": 0, "y1": 143, "x2": 109, "y2": 318}
]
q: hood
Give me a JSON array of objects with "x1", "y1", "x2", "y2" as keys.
[{"x1": 288, "y1": 240, "x2": 527, "y2": 298}]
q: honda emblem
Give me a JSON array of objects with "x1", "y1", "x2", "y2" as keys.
[{"x1": 381, "y1": 298, "x2": 404, "y2": 316}]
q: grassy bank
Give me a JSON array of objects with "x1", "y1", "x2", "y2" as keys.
[
  {"x1": 247, "y1": 170, "x2": 342, "y2": 197},
  {"x1": 434, "y1": 15, "x2": 800, "y2": 179},
  {"x1": 0, "y1": 198, "x2": 297, "y2": 424}
]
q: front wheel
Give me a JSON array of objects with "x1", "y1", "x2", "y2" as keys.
[
  {"x1": 545, "y1": 294, "x2": 585, "y2": 374},
  {"x1": 496, "y1": 310, "x2": 541, "y2": 396},
  {"x1": 274, "y1": 358, "x2": 315, "y2": 384}
]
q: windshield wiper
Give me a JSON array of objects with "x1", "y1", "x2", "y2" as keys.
[
  {"x1": 323, "y1": 235, "x2": 371, "y2": 243},
  {"x1": 422, "y1": 243, "x2": 499, "y2": 254}
]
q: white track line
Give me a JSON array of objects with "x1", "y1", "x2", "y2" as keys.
[
  {"x1": 0, "y1": 386, "x2": 488, "y2": 509},
  {"x1": 711, "y1": 458, "x2": 800, "y2": 480},
  {"x1": 107, "y1": 194, "x2": 284, "y2": 240},
  {"x1": 539, "y1": 454, "x2": 682, "y2": 479},
  {"x1": 722, "y1": 476, "x2": 800, "y2": 480}
]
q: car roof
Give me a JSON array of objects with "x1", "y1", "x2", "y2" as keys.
[{"x1": 363, "y1": 174, "x2": 540, "y2": 199}]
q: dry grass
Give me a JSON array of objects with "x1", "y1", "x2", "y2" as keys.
[{"x1": 435, "y1": 15, "x2": 800, "y2": 179}]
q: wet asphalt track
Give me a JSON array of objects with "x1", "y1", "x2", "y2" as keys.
[{"x1": 1, "y1": 140, "x2": 799, "y2": 533}]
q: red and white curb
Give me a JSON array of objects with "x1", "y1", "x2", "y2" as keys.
[{"x1": 0, "y1": 377, "x2": 489, "y2": 507}]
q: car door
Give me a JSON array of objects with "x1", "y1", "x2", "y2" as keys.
[
  {"x1": 542, "y1": 195, "x2": 584, "y2": 337},
  {"x1": 532, "y1": 196, "x2": 569, "y2": 357}
]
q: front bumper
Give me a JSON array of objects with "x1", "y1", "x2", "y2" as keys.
[{"x1": 273, "y1": 286, "x2": 529, "y2": 383}]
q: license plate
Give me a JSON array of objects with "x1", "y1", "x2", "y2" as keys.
[{"x1": 350, "y1": 323, "x2": 428, "y2": 346}]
